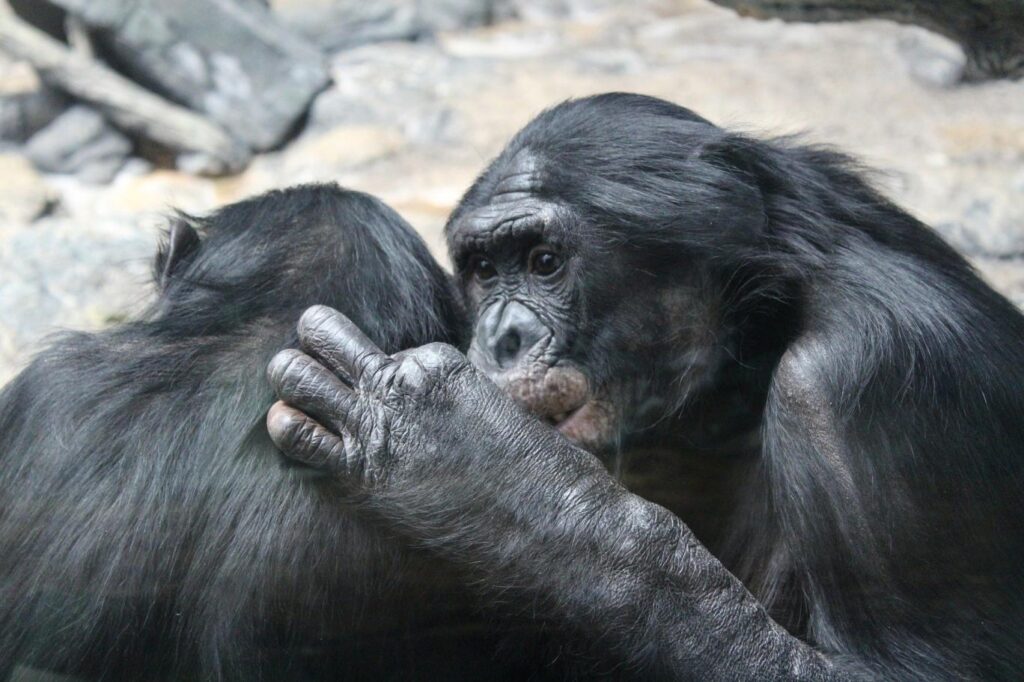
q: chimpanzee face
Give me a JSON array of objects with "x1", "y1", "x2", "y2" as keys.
[
  {"x1": 449, "y1": 154, "x2": 612, "y2": 451},
  {"x1": 447, "y1": 151, "x2": 726, "y2": 455},
  {"x1": 446, "y1": 96, "x2": 772, "y2": 454}
]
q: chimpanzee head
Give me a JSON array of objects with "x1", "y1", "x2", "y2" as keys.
[
  {"x1": 446, "y1": 93, "x2": 771, "y2": 453},
  {"x1": 153, "y1": 183, "x2": 464, "y2": 354}
]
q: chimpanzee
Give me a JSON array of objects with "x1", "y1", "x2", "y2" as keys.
[
  {"x1": 0, "y1": 185, "x2": 565, "y2": 680},
  {"x1": 266, "y1": 94, "x2": 1024, "y2": 680}
]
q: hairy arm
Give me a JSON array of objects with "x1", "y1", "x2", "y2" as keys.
[{"x1": 266, "y1": 306, "x2": 855, "y2": 680}]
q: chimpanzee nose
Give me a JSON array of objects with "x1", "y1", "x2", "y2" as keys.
[
  {"x1": 472, "y1": 300, "x2": 548, "y2": 372},
  {"x1": 493, "y1": 328, "x2": 523, "y2": 368},
  {"x1": 490, "y1": 301, "x2": 547, "y2": 369}
]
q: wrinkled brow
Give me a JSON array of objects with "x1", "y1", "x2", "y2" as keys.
[{"x1": 450, "y1": 197, "x2": 559, "y2": 254}]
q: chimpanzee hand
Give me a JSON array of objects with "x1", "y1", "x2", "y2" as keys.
[
  {"x1": 266, "y1": 306, "x2": 846, "y2": 681},
  {"x1": 266, "y1": 305, "x2": 607, "y2": 523}
]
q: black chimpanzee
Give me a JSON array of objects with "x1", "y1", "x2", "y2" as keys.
[
  {"x1": 267, "y1": 94, "x2": 1024, "y2": 680},
  {"x1": 0, "y1": 185, "x2": 566, "y2": 680}
]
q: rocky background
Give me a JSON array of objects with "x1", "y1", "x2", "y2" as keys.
[{"x1": 0, "y1": 0, "x2": 1022, "y2": 384}]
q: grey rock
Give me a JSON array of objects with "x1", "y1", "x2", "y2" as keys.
[
  {"x1": 282, "y1": 3, "x2": 421, "y2": 49},
  {"x1": 7, "y1": 0, "x2": 67, "y2": 40},
  {"x1": 304, "y1": 42, "x2": 478, "y2": 145},
  {"x1": 25, "y1": 106, "x2": 132, "y2": 184},
  {"x1": 499, "y1": 0, "x2": 624, "y2": 21},
  {"x1": 273, "y1": 0, "x2": 500, "y2": 51},
  {"x1": 897, "y1": 29, "x2": 966, "y2": 88},
  {"x1": 50, "y1": 0, "x2": 330, "y2": 151},
  {"x1": 0, "y1": 153, "x2": 54, "y2": 223},
  {"x1": 0, "y1": 87, "x2": 68, "y2": 144},
  {"x1": 937, "y1": 199, "x2": 1024, "y2": 259},
  {"x1": 402, "y1": 106, "x2": 463, "y2": 145},
  {"x1": 0, "y1": 214, "x2": 155, "y2": 384},
  {"x1": 418, "y1": 0, "x2": 501, "y2": 31},
  {"x1": 175, "y1": 151, "x2": 234, "y2": 176}
]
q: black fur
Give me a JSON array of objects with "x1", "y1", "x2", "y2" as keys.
[
  {"x1": 443, "y1": 94, "x2": 1024, "y2": 678},
  {"x1": 0, "y1": 185, "x2": 549, "y2": 680}
]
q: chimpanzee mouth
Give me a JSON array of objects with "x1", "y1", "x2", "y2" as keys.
[
  {"x1": 553, "y1": 398, "x2": 617, "y2": 450},
  {"x1": 492, "y1": 363, "x2": 618, "y2": 451},
  {"x1": 548, "y1": 401, "x2": 586, "y2": 427}
]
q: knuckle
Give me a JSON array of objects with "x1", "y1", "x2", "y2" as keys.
[
  {"x1": 280, "y1": 417, "x2": 311, "y2": 453},
  {"x1": 356, "y1": 349, "x2": 380, "y2": 371},
  {"x1": 421, "y1": 342, "x2": 465, "y2": 365},
  {"x1": 291, "y1": 419, "x2": 317, "y2": 451},
  {"x1": 330, "y1": 437, "x2": 347, "y2": 464},
  {"x1": 287, "y1": 365, "x2": 320, "y2": 396},
  {"x1": 409, "y1": 343, "x2": 469, "y2": 378},
  {"x1": 306, "y1": 433, "x2": 335, "y2": 467},
  {"x1": 383, "y1": 344, "x2": 472, "y2": 403},
  {"x1": 363, "y1": 358, "x2": 393, "y2": 391},
  {"x1": 297, "y1": 426, "x2": 334, "y2": 467},
  {"x1": 393, "y1": 356, "x2": 429, "y2": 393},
  {"x1": 442, "y1": 354, "x2": 475, "y2": 384}
]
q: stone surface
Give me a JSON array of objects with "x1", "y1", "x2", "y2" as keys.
[
  {"x1": 0, "y1": 154, "x2": 53, "y2": 223},
  {"x1": 50, "y1": 0, "x2": 330, "y2": 151},
  {"x1": 0, "y1": 58, "x2": 67, "y2": 145},
  {"x1": 0, "y1": 88, "x2": 67, "y2": 145},
  {"x1": 896, "y1": 29, "x2": 966, "y2": 88},
  {"x1": 0, "y1": 215, "x2": 155, "y2": 379},
  {"x1": 272, "y1": 0, "x2": 501, "y2": 50},
  {"x1": 24, "y1": 106, "x2": 132, "y2": 183},
  {"x1": 287, "y1": 124, "x2": 406, "y2": 170},
  {"x1": 0, "y1": 0, "x2": 1022, "y2": 382}
]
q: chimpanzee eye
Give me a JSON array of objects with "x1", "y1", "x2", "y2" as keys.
[
  {"x1": 467, "y1": 255, "x2": 497, "y2": 282},
  {"x1": 529, "y1": 248, "x2": 563, "y2": 277}
]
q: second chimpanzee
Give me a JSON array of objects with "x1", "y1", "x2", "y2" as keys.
[{"x1": 0, "y1": 185, "x2": 562, "y2": 680}]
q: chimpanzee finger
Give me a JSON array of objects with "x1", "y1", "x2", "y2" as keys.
[
  {"x1": 266, "y1": 401, "x2": 349, "y2": 473},
  {"x1": 297, "y1": 306, "x2": 390, "y2": 389},
  {"x1": 267, "y1": 348, "x2": 361, "y2": 437}
]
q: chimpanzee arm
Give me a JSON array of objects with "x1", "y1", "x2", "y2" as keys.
[{"x1": 266, "y1": 306, "x2": 858, "y2": 681}]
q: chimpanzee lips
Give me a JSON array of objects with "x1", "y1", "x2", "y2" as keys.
[
  {"x1": 488, "y1": 363, "x2": 617, "y2": 452},
  {"x1": 546, "y1": 397, "x2": 587, "y2": 427},
  {"x1": 497, "y1": 364, "x2": 586, "y2": 418},
  {"x1": 554, "y1": 398, "x2": 617, "y2": 451},
  {"x1": 550, "y1": 409, "x2": 575, "y2": 424}
]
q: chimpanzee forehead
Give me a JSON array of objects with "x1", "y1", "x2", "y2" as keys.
[
  {"x1": 447, "y1": 193, "x2": 561, "y2": 255},
  {"x1": 489, "y1": 148, "x2": 544, "y2": 198},
  {"x1": 447, "y1": 149, "x2": 553, "y2": 246}
]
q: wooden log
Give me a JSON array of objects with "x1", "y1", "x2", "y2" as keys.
[
  {"x1": 0, "y1": 0, "x2": 250, "y2": 174},
  {"x1": 709, "y1": 0, "x2": 1024, "y2": 82}
]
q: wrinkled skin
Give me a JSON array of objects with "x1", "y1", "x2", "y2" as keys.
[
  {"x1": 267, "y1": 308, "x2": 515, "y2": 494},
  {"x1": 267, "y1": 306, "x2": 843, "y2": 680}
]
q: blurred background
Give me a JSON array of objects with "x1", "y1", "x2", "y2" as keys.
[{"x1": 0, "y1": 0, "x2": 1021, "y2": 384}]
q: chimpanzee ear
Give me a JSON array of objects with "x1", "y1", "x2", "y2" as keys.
[{"x1": 154, "y1": 214, "x2": 201, "y2": 289}]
